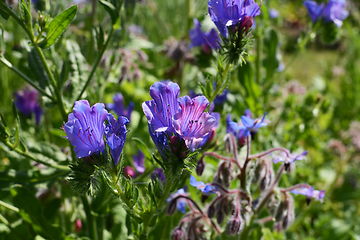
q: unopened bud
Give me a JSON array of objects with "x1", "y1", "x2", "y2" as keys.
[
  {"x1": 132, "y1": 68, "x2": 141, "y2": 81},
  {"x1": 196, "y1": 158, "x2": 205, "y2": 176},
  {"x1": 207, "y1": 204, "x2": 215, "y2": 218},
  {"x1": 171, "y1": 228, "x2": 186, "y2": 240},
  {"x1": 75, "y1": 219, "x2": 82, "y2": 232},
  {"x1": 274, "y1": 201, "x2": 286, "y2": 222},
  {"x1": 124, "y1": 166, "x2": 136, "y2": 178},
  {"x1": 166, "y1": 199, "x2": 178, "y2": 216},
  {"x1": 201, "y1": 44, "x2": 211, "y2": 55},
  {"x1": 170, "y1": 136, "x2": 178, "y2": 146},
  {"x1": 239, "y1": 16, "x2": 253, "y2": 34},
  {"x1": 226, "y1": 216, "x2": 244, "y2": 235},
  {"x1": 216, "y1": 209, "x2": 225, "y2": 225}
]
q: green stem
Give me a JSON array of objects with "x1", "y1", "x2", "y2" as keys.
[
  {"x1": 255, "y1": 25, "x2": 262, "y2": 85},
  {"x1": 1, "y1": 1, "x2": 68, "y2": 121},
  {"x1": 0, "y1": 57, "x2": 54, "y2": 100},
  {"x1": 2, "y1": 140, "x2": 70, "y2": 171},
  {"x1": 0, "y1": 200, "x2": 19, "y2": 213},
  {"x1": 33, "y1": 45, "x2": 68, "y2": 121},
  {"x1": 76, "y1": 26, "x2": 115, "y2": 101},
  {"x1": 81, "y1": 196, "x2": 98, "y2": 240},
  {"x1": 207, "y1": 62, "x2": 230, "y2": 109}
]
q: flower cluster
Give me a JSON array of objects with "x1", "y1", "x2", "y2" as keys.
[
  {"x1": 304, "y1": 0, "x2": 348, "y2": 27},
  {"x1": 63, "y1": 100, "x2": 129, "y2": 166},
  {"x1": 142, "y1": 81, "x2": 216, "y2": 173}
]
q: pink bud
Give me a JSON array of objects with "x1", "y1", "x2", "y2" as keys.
[
  {"x1": 239, "y1": 16, "x2": 253, "y2": 33},
  {"x1": 75, "y1": 219, "x2": 82, "y2": 232},
  {"x1": 124, "y1": 166, "x2": 136, "y2": 178},
  {"x1": 170, "y1": 136, "x2": 178, "y2": 146},
  {"x1": 201, "y1": 44, "x2": 211, "y2": 54}
]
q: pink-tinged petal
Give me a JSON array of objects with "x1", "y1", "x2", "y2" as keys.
[{"x1": 272, "y1": 157, "x2": 285, "y2": 164}]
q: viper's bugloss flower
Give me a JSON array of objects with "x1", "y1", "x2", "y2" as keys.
[
  {"x1": 64, "y1": 100, "x2": 108, "y2": 158},
  {"x1": 269, "y1": 8, "x2": 279, "y2": 19},
  {"x1": 14, "y1": 89, "x2": 42, "y2": 125},
  {"x1": 133, "y1": 150, "x2": 145, "y2": 173},
  {"x1": 167, "y1": 188, "x2": 187, "y2": 213},
  {"x1": 208, "y1": 0, "x2": 261, "y2": 37},
  {"x1": 142, "y1": 81, "x2": 181, "y2": 133},
  {"x1": 190, "y1": 175, "x2": 217, "y2": 194},
  {"x1": 173, "y1": 96, "x2": 216, "y2": 151},
  {"x1": 241, "y1": 112, "x2": 267, "y2": 139},
  {"x1": 303, "y1": 0, "x2": 348, "y2": 27},
  {"x1": 105, "y1": 114, "x2": 129, "y2": 166},
  {"x1": 143, "y1": 81, "x2": 216, "y2": 154},
  {"x1": 188, "y1": 18, "x2": 220, "y2": 53},
  {"x1": 107, "y1": 93, "x2": 134, "y2": 121},
  {"x1": 291, "y1": 187, "x2": 325, "y2": 203}
]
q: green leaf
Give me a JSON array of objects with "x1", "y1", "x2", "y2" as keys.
[
  {"x1": 65, "y1": 40, "x2": 89, "y2": 102},
  {"x1": 0, "y1": 25, "x2": 5, "y2": 55},
  {"x1": 99, "y1": 0, "x2": 119, "y2": 24},
  {"x1": 0, "y1": 8, "x2": 10, "y2": 20},
  {"x1": 11, "y1": 101, "x2": 20, "y2": 149},
  {"x1": 0, "y1": 169, "x2": 68, "y2": 183},
  {"x1": 38, "y1": 5, "x2": 77, "y2": 49},
  {"x1": 132, "y1": 137, "x2": 152, "y2": 161},
  {"x1": 10, "y1": 185, "x2": 66, "y2": 240},
  {"x1": 27, "y1": 49, "x2": 49, "y2": 89}
]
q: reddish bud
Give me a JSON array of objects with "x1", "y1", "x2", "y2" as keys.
[
  {"x1": 124, "y1": 166, "x2": 136, "y2": 178},
  {"x1": 239, "y1": 16, "x2": 253, "y2": 33},
  {"x1": 170, "y1": 136, "x2": 178, "y2": 146},
  {"x1": 171, "y1": 228, "x2": 186, "y2": 240},
  {"x1": 196, "y1": 158, "x2": 205, "y2": 176},
  {"x1": 75, "y1": 219, "x2": 82, "y2": 232}
]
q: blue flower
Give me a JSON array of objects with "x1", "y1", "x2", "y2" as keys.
[
  {"x1": 143, "y1": 81, "x2": 216, "y2": 154},
  {"x1": 273, "y1": 151, "x2": 308, "y2": 165},
  {"x1": 133, "y1": 150, "x2": 145, "y2": 173},
  {"x1": 241, "y1": 111, "x2": 267, "y2": 138},
  {"x1": 107, "y1": 93, "x2": 134, "y2": 121},
  {"x1": 14, "y1": 89, "x2": 42, "y2": 125},
  {"x1": 188, "y1": 18, "x2": 220, "y2": 52},
  {"x1": 64, "y1": 100, "x2": 108, "y2": 158},
  {"x1": 291, "y1": 187, "x2": 325, "y2": 203},
  {"x1": 142, "y1": 81, "x2": 181, "y2": 133},
  {"x1": 166, "y1": 188, "x2": 187, "y2": 213},
  {"x1": 269, "y1": 8, "x2": 279, "y2": 19},
  {"x1": 226, "y1": 113, "x2": 246, "y2": 146},
  {"x1": 173, "y1": 96, "x2": 216, "y2": 151},
  {"x1": 303, "y1": 0, "x2": 348, "y2": 27},
  {"x1": 208, "y1": 0, "x2": 261, "y2": 37},
  {"x1": 190, "y1": 175, "x2": 217, "y2": 194},
  {"x1": 105, "y1": 114, "x2": 129, "y2": 166}
]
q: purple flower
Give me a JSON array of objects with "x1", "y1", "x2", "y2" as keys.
[
  {"x1": 208, "y1": 0, "x2": 261, "y2": 37},
  {"x1": 142, "y1": 81, "x2": 181, "y2": 133},
  {"x1": 105, "y1": 114, "x2": 129, "y2": 166},
  {"x1": 64, "y1": 100, "x2": 108, "y2": 158},
  {"x1": 152, "y1": 168, "x2": 166, "y2": 182},
  {"x1": 167, "y1": 188, "x2": 187, "y2": 213},
  {"x1": 273, "y1": 150, "x2": 308, "y2": 171},
  {"x1": 190, "y1": 175, "x2": 217, "y2": 194},
  {"x1": 188, "y1": 18, "x2": 220, "y2": 53},
  {"x1": 303, "y1": 0, "x2": 348, "y2": 27},
  {"x1": 14, "y1": 89, "x2": 43, "y2": 125},
  {"x1": 269, "y1": 8, "x2": 279, "y2": 19},
  {"x1": 241, "y1": 112, "x2": 267, "y2": 138},
  {"x1": 291, "y1": 187, "x2": 325, "y2": 203},
  {"x1": 213, "y1": 89, "x2": 229, "y2": 106},
  {"x1": 107, "y1": 93, "x2": 134, "y2": 121},
  {"x1": 173, "y1": 96, "x2": 216, "y2": 151},
  {"x1": 133, "y1": 150, "x2": 145, "y2": 173},
  {"x1": 143, "y1": 81, "x2": 216, "y2": 154}
]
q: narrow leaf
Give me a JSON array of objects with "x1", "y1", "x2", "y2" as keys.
[
  {"x1": 99, "y1": 0, "x2": 118, "y2": 24},
  {"x1": 38, "y1": 5, "x2": 77, "y2": 49}
]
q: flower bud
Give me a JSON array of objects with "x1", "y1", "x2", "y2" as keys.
[
  {"x1": 171, "y1": 228, "x2": 186, "y2": 240},
  {"x1": 196, "y1": 158, "x2": 205, "y2": 176},
  {"x1": 239, "y1": 16, "x2": 253, "y2": 34},
  {"x1": 216, "y1": 209, "x2": 225, "y2": 225},
  {"x1": 226, "y1": 215, "x2": 244, "y2": 235},
  {"x1": 75, "y1": 219, "x2": 82, "y2": 232},
  {"x1": 207, "y1": 204, "x2": 215, "y2": 218},
  {"x1": 282, "y1": 194, "x2": 295, "y2": 229},
  {"x1": 124, "y1": 166, "x2": 136, "y2": 178},
  {"x1": 274, "y1": 201, "x2": 286, "y2": 222},
  {"x1": 166, "y1": 199, "x2": 178, "y2": 216}
]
